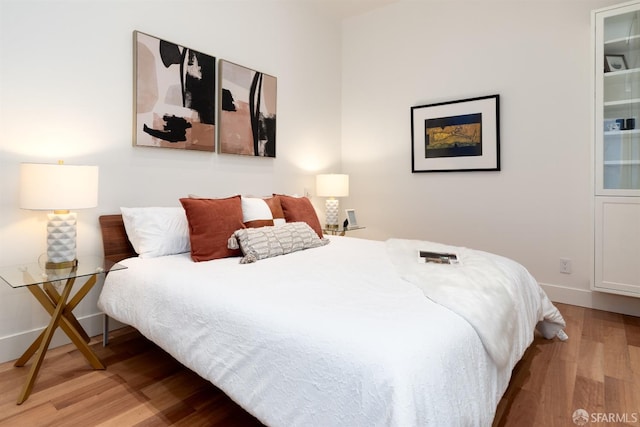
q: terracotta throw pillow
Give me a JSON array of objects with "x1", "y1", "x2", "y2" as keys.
[
  {"x1": 263, "y1": 196, "x2": 285, "y2": 225},
  {"x1": 180, "y1": 196, "x2": 244, "y2": 262},
  {"x1": 274, "y1": 194, "x2": 323, "y2": 238}
]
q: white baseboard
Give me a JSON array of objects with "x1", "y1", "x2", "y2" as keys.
[
  {"x1": 0, "y1": 312, "x2": 125, "y2": 365},
  {"x1": 540, "y1": 282, "x2": 640, "y2": 318}
]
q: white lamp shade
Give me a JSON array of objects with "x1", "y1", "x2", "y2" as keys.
[
  {"x1": 316, "y1": 174, "x2": 349, "y2": 198},
  {"x1": 20, "y1": 163, "x2": 99, "y2": 210}
]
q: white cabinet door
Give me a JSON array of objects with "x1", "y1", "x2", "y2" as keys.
[
  {"x1": 594, "y1": 197, "x2": 640, "y2": 296},
  {"x1": 593, "y1": 2, "x2": 640, "y2": 298},
  {"x1": 594, "y1": 1, "x2": 640, "y2": 197}
]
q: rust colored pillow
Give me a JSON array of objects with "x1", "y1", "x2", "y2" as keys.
[
  {"x1": 180, "y1": 196, "x2": 244, "y2": 262},
  {"x1": 264, "y1": 196, "x2": 285, "y2": 222},
  {"x1": 274, "y1": 194, "x2": 323, "y2": 238}
]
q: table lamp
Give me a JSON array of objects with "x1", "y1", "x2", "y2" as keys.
[
  {"x1": 316, "y1": 174, "x2": 349, "y2": 230},
  {"x1": 20, "y1": 161, "x2": 99, "y2": 269}
]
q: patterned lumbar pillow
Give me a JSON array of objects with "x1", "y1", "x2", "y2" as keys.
[{"x1": 228, "y1": 222, "x2": 329, "y2": 263}]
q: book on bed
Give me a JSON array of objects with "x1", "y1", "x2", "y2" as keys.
[{"x1": 419, "y1": 250, "x2": 460, "y2": 265}]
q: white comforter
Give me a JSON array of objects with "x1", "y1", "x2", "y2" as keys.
[
  {"x1": 386, "y1": 239, "x2": 565, "y2": 369},
  {"x1": 98, "y1": 236, "x2": 565, "y2": 427}
]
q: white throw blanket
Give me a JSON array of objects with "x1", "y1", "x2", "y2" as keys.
[{"x1": 386, "y1": 238, "x2": 566, "y2": 368}]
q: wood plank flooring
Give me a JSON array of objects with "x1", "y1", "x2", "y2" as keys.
[
  {"x1": 0, "y1": 303, "x2": 638, "y2": 426},
  {"x1": 494, "y1": 303, "x2": 640, "y2": 427}
]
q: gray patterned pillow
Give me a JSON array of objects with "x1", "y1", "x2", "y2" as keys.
[{"x1": 228, "y1": 222, "x2": 329, "y2": 263}]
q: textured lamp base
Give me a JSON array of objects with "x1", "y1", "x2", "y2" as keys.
[
  {"x1": 46, "y1": 212, "x2": 77, "y2": 266},
  {"x1": 325, "y1": 198, "x2": 339, "y2": 228}
]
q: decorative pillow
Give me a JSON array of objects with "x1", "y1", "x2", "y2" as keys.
[
  {"x1": 263, "y1": 196, "x2": 286, "y2": 226},
  {"x1": 180, "y1": 196, "x2": 244, "y2": 262},
  {"x1": 120, "y1": 207, "x2": 190, "y2": 258},
  {"x1": 228, "y1": 222, "x2": 329, "y2": 264},
  {"x1": 241, "y1": 197, "x2": 275, "y2": 228},
  {"x1": 191, "y1": 194, "x2": 286, "y2": 227},
  {"x1": 275, "y1": 194, "x2": 323, "y2": 238}
]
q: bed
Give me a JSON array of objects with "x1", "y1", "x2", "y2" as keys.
[{"x1": 97, "y1": 197, "x2": 566, "y2": 427}]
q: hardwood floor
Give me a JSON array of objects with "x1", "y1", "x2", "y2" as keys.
[
  {"x1": 0, "y1": 303, "x2": 638, "y2": 426},
  {"x1": 494, "y1": 303, "x2": 640, "y2": 427},
  {"x1": 0, "y1": 327, "x2": 262, "y2": 427}
]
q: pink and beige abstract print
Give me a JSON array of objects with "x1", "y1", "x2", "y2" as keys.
[
  {"x1": 219, "y1": 60, "x2": 277, "y2": 157},
  {"x1": 134, "y1": 31, "x2": 216, "y2": 151}
]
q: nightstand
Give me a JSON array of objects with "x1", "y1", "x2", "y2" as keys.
[
  {"x1": 0, "y1": 255, "x2": 126, "y2": 404},
  {"x1": 323, "y1": 226, "x2": 366, "y2": 236}
]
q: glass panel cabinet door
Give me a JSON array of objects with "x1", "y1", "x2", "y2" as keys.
[
  {"x1": 595, "y1": 2, "x2": 640, "y2": 196},
  {"x1": 593, "y1": 1, "x2": 640, "y2": 297}
]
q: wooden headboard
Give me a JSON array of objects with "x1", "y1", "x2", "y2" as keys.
[{"x1": 99, "y1": 214, "x2": 137, "y2": 263}]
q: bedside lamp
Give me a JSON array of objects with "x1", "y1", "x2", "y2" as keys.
[
  {"x1": 316, "y1": 174, "x2": 349, "y2": 230},
  {"x1": 20, "y1": 161, "x2": 99, "y2": 269}
]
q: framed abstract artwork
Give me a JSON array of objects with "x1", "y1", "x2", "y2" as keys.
[
  {"x1": 133, "y1": 31, "x2": 216, "y2": 151},
  {"x1": 219, "y1": 60, "x2": 277, "y2": 157},
  {"x1": 411, "y1": 94, "x2": 500, "y2": 172}
]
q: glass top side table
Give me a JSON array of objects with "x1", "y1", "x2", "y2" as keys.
[
  {"x1": 322, "y1": 225, "x2": 366, "y2": 236},
  {"x1": 0, "y1": 255, "x2": 126, "y2": 404}
]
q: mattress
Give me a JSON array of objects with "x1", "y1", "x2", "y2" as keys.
[{"x1": 98, "y1": 235, "x2": 565, "y2": 426}]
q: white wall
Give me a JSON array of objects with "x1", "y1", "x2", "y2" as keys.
[
  {"x1": 2, "y1": 0, "x2": 639, "y2": 365},
  {"x1": 341, "y1": 0, "x2": 640, "y2": 317},
  {"x1": 0, "y1": 0, "x2": 343, "y2": 362}
]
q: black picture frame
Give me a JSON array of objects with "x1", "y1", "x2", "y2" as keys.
[
  {"x1": 604, "y1": 54, "x2": 628, "y2": 73},
  {"x1": 411, "y1": 94, "x2": 500, "y2": 173}
]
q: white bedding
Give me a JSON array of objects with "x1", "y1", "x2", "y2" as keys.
[
  {"x1": 98, "y1": 236, "x2": 565, "y2": 426},
  {"x1": 386, "y1": 238, "x2": 565, "y2": 369}
]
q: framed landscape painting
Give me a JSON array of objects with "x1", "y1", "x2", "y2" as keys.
[
  {"x1": 134, "y1": 31, "x2": 216, "y2": 151},
  {"x1": 411, "y1": 95, "x2": 500, "y2": 172},
  {"x1": 218, "y1": 59, "x2": 277, "y2": 157}
]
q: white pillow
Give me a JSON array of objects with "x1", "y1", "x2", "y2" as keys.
[
  {"x1": 241, "y1": 196, "x2": 274, "y2": 226},
  {"x1": 120, "y1": 207, "x2": 190, "y2": 258}
]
